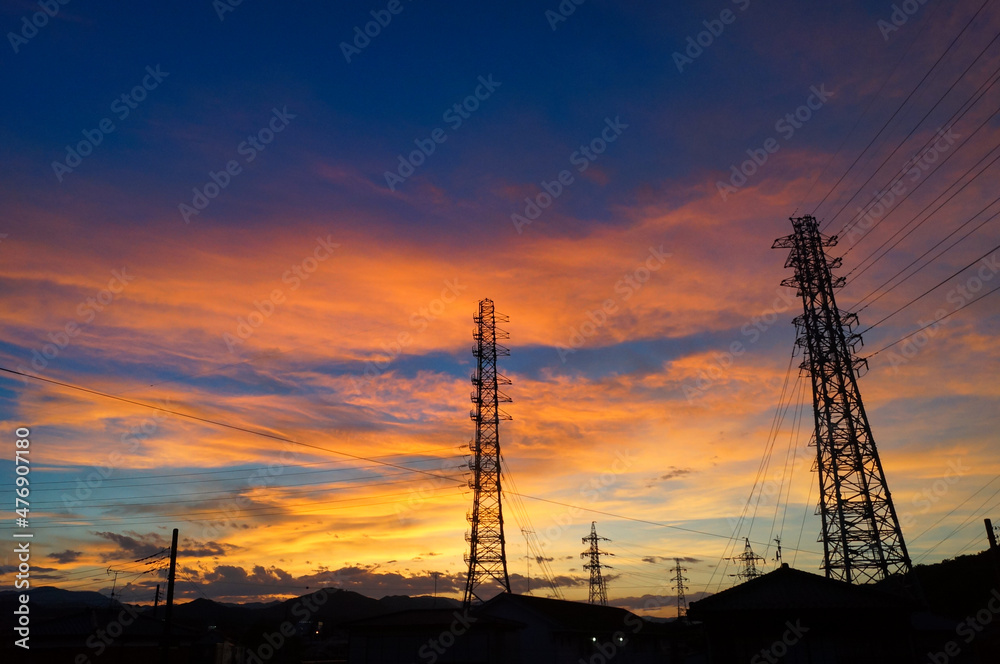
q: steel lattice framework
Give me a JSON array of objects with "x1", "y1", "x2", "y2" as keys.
[
  {"x1": 581, "y1": 521, "x2": 613, "y2": 606},
  {"x1": 727, "y1": 538, "x2": 765, "y2": 583},
  {"x1": 672, "y1": 558, "x2": 689, "y2": 619},
  {"x1": 773, "y1": 215, "x2": 912, "y2": 584},
  {"x1": 463, "y1": 298, "x2": 512, "y2": 607}
]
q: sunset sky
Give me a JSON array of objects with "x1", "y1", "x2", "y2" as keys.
[{"x1": 1, "y1": 0, "x2": 999, "y2": 615}]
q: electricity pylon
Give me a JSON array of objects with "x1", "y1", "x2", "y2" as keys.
[
  {"x1": 727, "y1": 538, "x2": 765, "y2": 583},
  {"x1": 581, "y1": 521, "x2": 613, "y2": 606},
  {"x1": 463, "y1": 299, "x2": 512, "y2": 607},
  {"x1": 773, "y1": 215, "x2": 911, "y2": 584},
  {"x1": 672, "y1": 558, "x2": 689, "y2": 620}
]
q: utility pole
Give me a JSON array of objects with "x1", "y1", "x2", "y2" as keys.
[
  {"x1": 161, "y1": 528, "x2": 178, "y2": 664},
  {"x1": 463, "y1": 299, "x2": 512, "y2": 608},
  {"x1": 153, "y1": 584, "x2": 161, "y2": 619},
  {"x1": 986, "y1": 519, "x2": 1000, "y2": 585},
  {"x1": 672, "y1": 558, "x2": 689, "y2": 620},
  {"x1": 727, "y1": 538, "x2": 765, "y2": 583},
  {"x1": 773, "y1": 537, "x2": 783, "y2": 565},
  {"x1": 581, "y1": 522, "x2": 613, "y2": 606},
  {"x1": 774, "y1": 215, "x2": 911, "y2": 584},
  {"x1": 107, "y1": 568, "x2": 120, "y2": 606}
]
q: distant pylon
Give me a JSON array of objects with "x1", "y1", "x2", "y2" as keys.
[
  {"x1": 581, "y1": 521, "x2": 613, "y2": 606},
  {"x1": 672, "y1": 558, "x2": 689, "y2": 620},
  {"x1": 727, "y1": 538, "x2": 765, "y2": 583},
  {"x1": 463, "y1": 298, "x2": 512, "y2": 607},
  {"x1": 773, "y1": 215, "x2": 911, "y2": 584}
]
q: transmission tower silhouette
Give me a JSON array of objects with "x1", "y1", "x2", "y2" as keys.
[
  {"x1": 581, "y1": 521, "x2": 613, "y2": 606},
  {"x1": 463, "y1": 298, "x2": 512, "y2": 607},
  {"x1": 727, "y1": 538, "x2": 765, "y2": 583},
  {"x1": 773, "y1": 215, "x2": 911, "y2": 584},
  {"x1": 672, "y1": 558, "x2": 689, "y2": 620}
]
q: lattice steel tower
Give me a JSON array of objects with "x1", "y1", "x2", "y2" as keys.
[
  {"x1": 727, "y1": 538, "x2": 765, "y2": 583},
  {"x1": 672, "y1": 558, "x2": 689, "y2": 619},
  {"x1": 773, "y1": 215, "x2": 911, "y2": 584},
  {"x1": 581, "y1": 521, "x2": 613, "y2": 606},
  {"x1": 463, "y1": 298, "x2": 512, "y2": 607}
]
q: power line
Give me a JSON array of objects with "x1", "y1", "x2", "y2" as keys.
[
  {"x1": 843, "y1": 146, "x2": 1000, "y2": 285},
  {"x1": 832, "y1": 30, "x2": 1000, "y2": 238},
  {"x1": 509, "y1": 492, "x2": 821, "y2": 557},
  {"x1": 847, "y1": 193, "x2": 1000, "y2": 314},
  {"x1": 707, "y1": 348, "x2": 800, "y2": 591},
  {"x1": 30, "y1": 445, "x2": 465, "y2": 489},
  {"x1": 815, "y1": 0, "x2": 991, "y2": 225},
  {"x1": 909, "y1": 475, "x2": 1000, "y2": 544},
  {"x1": 0, "y1": 365, "x2": 469, "y2": 486},
  {"x1": 30, "y1": 468, "x2": 466, "y2": 509},
  {"x1": 915, "y1": 485, "x2": 1000, "y2": 563},
  {"x1": 862, "y1": 282, "x2": 1000, "y2": 361},
  {"x1": 855, "y1": 242, "x2": 1000, "y2": 336},
  {"x1": 31, "y1": 458, "x2": 465, "y2": 496},
  {"x1": 29, "y1": 488, "x2": 470, "y2": 529},
  {"x1": 838, "y1": 76, "x2": 1000, "y2": 251},
  {"x1": 796, "y1": 0, "x2": 938, "y2": 212}
]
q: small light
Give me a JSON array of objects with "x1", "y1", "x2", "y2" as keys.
[{"x1": 592, "y1": 637, "x2": 597, "y2": 642}]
